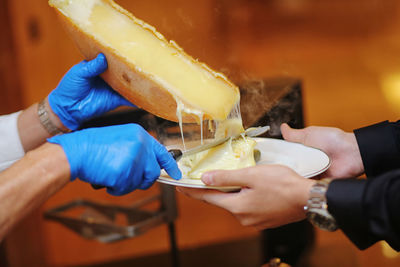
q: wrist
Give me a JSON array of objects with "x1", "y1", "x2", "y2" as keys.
[
  {"x1": 47, "y1": 133, "x2": 79, "y2": 181},
  {"x1": 304, "y1": 178, "x2": 338, "y2": 231},
  {"x1": 44, "y1": 97, "x2": 71, "y2": 133},
  {"x1": 25, "y1": 143, "x2": 71, "y2": 186},
  {"x1": 18, "y1": 102, "x2": 62, "y2": 152},
  {"x1": 297, "y1": 179, "x2": 316, "y2": 217},
  {"x1": 345, "y1": 132, "x2": 365, "y2": 176}
]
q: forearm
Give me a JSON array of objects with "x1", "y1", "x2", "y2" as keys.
[
  {"x1": 17, "y1": 98, "x2": 69, "y2": 152},
  {"x1": 327, "y1": 171, "x2": 400, "y2": 251},
  {"x1": 354, "y1": 121, "x2": 400, "y2": 177},
  {"x1": 0, "y1": 143, "x2": 70, "y2": 240}
]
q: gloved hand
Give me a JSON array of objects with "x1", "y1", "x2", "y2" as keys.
[
  {"x1": 48, "y1": 124, "x2": 181, "y2": 196},
  {"x1": 48, "y1": 53, "x2": 132, "y2": 131}
]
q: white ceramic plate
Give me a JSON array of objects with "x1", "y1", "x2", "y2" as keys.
[{"x1": 157, "y1": 137, "x2": 331, "y2": 191}]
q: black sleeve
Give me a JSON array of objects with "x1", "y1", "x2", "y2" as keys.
[
  {"x1": 354, "y1": 121, "x2": 400, "y2": 177},
  {"x1": 327, "y1": 173, "x2": 400, "y2": 251},
  {"x1": 325, "y1": 120, "x2": 400, "y2": 251}
]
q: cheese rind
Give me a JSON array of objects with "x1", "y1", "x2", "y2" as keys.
[{"x1": 49, "y1": 0, "x2": 240, "y2": 122}]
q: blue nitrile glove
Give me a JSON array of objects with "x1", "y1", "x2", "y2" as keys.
[
  {"x1": 48, "y1": 124, "x2": 182, "y2": 196},
  {"x1": 48, "y1": 53, "x2": 133, "y2": 131}
]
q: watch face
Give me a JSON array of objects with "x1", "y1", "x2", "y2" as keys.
[{"x1": 307, "y1": 211, "x2": 338, "y2": 232}]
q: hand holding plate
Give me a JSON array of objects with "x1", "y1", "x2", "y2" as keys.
[
  {"x1": 281, "y1": 123, "x2": 364, "y2": 179},
  {"x1": 178, "y1": 165, "x2": 315, "y2": 230}
]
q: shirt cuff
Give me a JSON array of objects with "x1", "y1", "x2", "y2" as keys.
[
  {"x1": 327, "y1": 178, "x2": 376, "y2": 250},
  {"x1": 354, "y1": 121, "x2": 400, "y2": 177},
  {"x1": 0, "y1": 112, "x2": 25, "y2": 172}
]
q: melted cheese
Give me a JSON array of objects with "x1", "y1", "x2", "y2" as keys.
[
  {"x1": 214, "y1": 118, "x2": 244, "y2": 140},
  {"x1": 49, "y1": 0, "x2": 240, "y2": 121},
  {"x1": 176, "y1": 101, "x2": 251, "y2": 178},
  {"x1": 180, "y1": 137, "x2": 257, "y2": 179}
]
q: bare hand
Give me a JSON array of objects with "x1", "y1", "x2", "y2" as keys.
[
  {"x1": 281, "y1": 123, "x2": 364, "y2": 178},
  {"x1": 178, "y1": 165, "x2": 315, "y2": 230}
]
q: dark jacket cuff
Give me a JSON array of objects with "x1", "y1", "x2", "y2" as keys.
[
  {"x1": 326, "y1": 178, "x2": 375, "y2": 250},
  {"x1": 354, "y1": 121, "x2": 400, "y2": 177}
]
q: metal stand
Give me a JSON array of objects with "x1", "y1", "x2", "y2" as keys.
[
  {"x1": 44, "y1": 184, "x2": 178, "y2": 244},
  {"x1": 168, "y1": 222, "x2": 180, "y2": 267}
]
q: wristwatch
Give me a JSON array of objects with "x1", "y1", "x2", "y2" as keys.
[
  {"x1": 304, "y1": 179, "x2": 338, "y2": 231},
  {"x1": 38, "y1": 99, "x2": 66, "y2": 135}
]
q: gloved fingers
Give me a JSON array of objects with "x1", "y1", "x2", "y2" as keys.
[
  {"x1": 116, "y1": 93, "x2": 135, "y2": 107},
  {"x1": 93, "y1": 78, "x2": 135, "y2": 107},
  {"x1": 107, "y1": 155, "x2": 150, "y2": 195},
  {"x1": 77, "y1": 53, "x2": 108, "y2": 79},
  {"x1": 106, "y1": 187, "x2": 128, "y2": 196},
  {"x1": 139, "y1": 161, "x2": 161, "y2": 190},
  {"x1": 105, "y1": 177, "x2": 134, "y2": 196},
  {"x1": 138, "y1": 180, "x2": 156, "y2": 190},
  {"x1": 104, "y1": 86, "x2": 135, "y2": 108},
  {"x1": 153, "y1": 141, "x2": 182, "y2": 180}
]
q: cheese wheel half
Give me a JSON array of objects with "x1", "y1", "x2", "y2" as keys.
[{"x1": 49, "y1": 0, "x2": 240, "y2": 123}]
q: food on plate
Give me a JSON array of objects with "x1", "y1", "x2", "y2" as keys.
[
  {"x1": 179, "y1": 136, "x2": 257, "y2": 179},
  {"x1": 48, "y1": 0, "x2": 240, "y2": 123}
]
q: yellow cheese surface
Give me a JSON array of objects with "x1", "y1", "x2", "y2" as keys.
[
  {"x1": 214, "y1": 118, "x2": 245, "y2": 140},
  {"x1": 49, "y1": 0, "x2": 240, "y2": 121},
  {"x1": 180, "y1": 137, "x2": 257, "y2": 179}
]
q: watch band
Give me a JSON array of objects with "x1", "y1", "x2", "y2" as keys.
[
  {"x1": 38, "y1": 99, "x2": 65, "y2": 135},
  {"x1": 304, "y1": 179, "x2": 338, "y2": 231},
  {"x1": 306, "y1": 179, "x2": 331, "y2": 210}
]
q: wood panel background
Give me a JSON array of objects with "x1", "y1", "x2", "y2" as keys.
[{"x1": 0, "y1": 0, "x2": 22, "y2": 114}]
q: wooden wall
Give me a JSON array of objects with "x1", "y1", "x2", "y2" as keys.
[
  {"x1": 213, "y1": 0, "x2": 400, "y2": 130},
  {"x1": 0, "y1": 0, "x2": 22, "y2": 114},
  {"x1": 0, "y1": 1, "x2": 20, "y2": 265}
]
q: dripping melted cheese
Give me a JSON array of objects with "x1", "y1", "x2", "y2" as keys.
[{"x1": 175, "y1": 101, "x2": 257, "y2": 180}]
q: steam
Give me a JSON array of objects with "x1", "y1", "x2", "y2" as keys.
[{"x1": 239, "y1": 77, "x2": 303, "y2": 137}]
